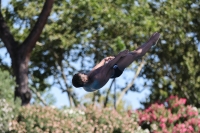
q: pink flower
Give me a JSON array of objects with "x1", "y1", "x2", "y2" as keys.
[
  {"x1": 141, "y1": 116, "x2": 146, "y2": 121},
  {"x1": 179, "y1": 98, "x2": 186, "y2": 105},
  {"x1": 137, "y1": 96, "x2": 200, "y2": 133},
  {"x1": 182, "y1": 127, "x2": 187, "y2": 132},
  {"x1": 180, "y1": 124, "x2": 185, "y2": 128},
  {"x1": 188, "y1": 125, "x2": 194, "y2": 132},
  {"x1": 152, "y1": 113, "x2": 157, "y2": 120},
  {"x1": 168, "y1": 95, "x2": 177, "y2": 100},
  {"x1": 163, "y1": 128, "x2": 169, "y2": 133},
  {"x1": 188, "y1": 118, "x2": 197, "y2": 125},
  {"x1": 160, "y1": 118, "x2": 167, "y2": 123},
  {"x1": 168, "y1": 118, "x2": 174, "y2": 124},
  {"x1": 159, "y1": 123, "x2": 166, "y2": 129}
]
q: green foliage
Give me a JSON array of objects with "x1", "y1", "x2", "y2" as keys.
[
  {"x1": 1, "y1": 0, "x2": 200, "y2": 108},
  {"x1": 2, "y1": 0, "x2": 158, "y2": 106},
  {"x1": 0, "y1": 69, "x2": 16, "y2": 103},
  {"x1": 9, "y1": 106, "x2": 148, "y2": 133},
  {"x1": 0, "y1": 70, "x2": 20, "y2": 132},
  {"x1": 140, "y1": 0, "x2": 200, "y2": 107}
]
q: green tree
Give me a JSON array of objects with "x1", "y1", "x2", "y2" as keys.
[
  {"x1": 1, "y1": 0, "x2": 199, "y2": 109},
  {"x1": 29, "y1": 0, "x2": 159, "y2": 107},
  {"x1": 1, "y1": 0, "x2": 157, "y2": 107},
  {"x1": 140, "y1": 0, "x2": 200, "y2": 107},
  {"x1": 0, "y1": 0, "x2": 54, "y2": 105}
]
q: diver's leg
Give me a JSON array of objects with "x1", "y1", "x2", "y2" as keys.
[{"x1": 116, "y1": 32, "x2": 160, "y2": 70}]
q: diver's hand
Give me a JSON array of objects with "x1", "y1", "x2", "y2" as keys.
[{"x1": 104, "y1": 56, "x2": 115, "y2": 63}]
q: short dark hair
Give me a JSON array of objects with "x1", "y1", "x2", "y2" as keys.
[{"x1": 72, "y1": 73, "x2": 84, "y2": 88}]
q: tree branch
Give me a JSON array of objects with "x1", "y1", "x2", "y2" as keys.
[
  {"x1": 55, "y1": 67, "x2": 74, "y2": 107},
  {"x1": 60, "y1": 65, "x2": 78, "y2": 107},
  {"x1": 103, "y1": 78, "x2": 115, "y2": 108},
  {"x1": 0, "y1": 10, "x2": 17, "y2": 58},
  {"x1": 21, "y1": 0, "x2": 54, "y2": 56},
  {"x1": 113, "y1": 80, "x2": 117, "y2": 109},
  {"x1": 31, "y1": 87, "x2": 48, "y2": 106},
  {"x1": 53, "y1": 51, "x2": 77, "y2": 107},
  {"x1": 116, "y1": 59, "x2": 145, "y2": 106}
]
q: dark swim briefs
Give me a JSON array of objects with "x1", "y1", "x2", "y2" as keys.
[{"x1": 110, "y1": 65, "x2": 123, "y2": 78}]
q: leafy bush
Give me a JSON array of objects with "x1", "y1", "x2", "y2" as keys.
[
  {"x1": 0, "y1": 99, "x2": 15, "y2": 133},
  {"x1": 137, "y1": 96, "x2": 200, "y2": 133},
  {"x1": 0, "y1": 69, "x2": 16, "y2": 103},
  {"x1": 7, "y1": 95, "x2": 200, "y2": 132},
  {"x1": 9, "y1": 106, "x2": 148, "y2": 133},
  {"x1": 0, "y1": 69, "x2": 19, "y2": 133}
]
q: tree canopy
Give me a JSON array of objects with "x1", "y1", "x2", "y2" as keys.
[{"x1": 0, "y1": 0, "x2": 199, "y2": 108}]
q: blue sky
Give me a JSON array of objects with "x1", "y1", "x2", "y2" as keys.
[{"x1": 1, "y1": 0, "x2": 151, "y2": 110}]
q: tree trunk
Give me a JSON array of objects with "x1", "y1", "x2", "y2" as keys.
[{"x1": 13, "y1": 50, "x2": 31, "y2": 105}]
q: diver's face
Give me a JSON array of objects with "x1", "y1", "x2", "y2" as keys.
[{"x1": 79, "y1": 73, "x2": 88, "y2": 83}]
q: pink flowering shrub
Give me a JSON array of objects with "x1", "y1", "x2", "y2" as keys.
[{"x1": 137, "y1": 95, "x2": 200, "y2": 133}]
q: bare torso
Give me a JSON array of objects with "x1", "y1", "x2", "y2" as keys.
[{"x1": 83, "y1": 65, "x2": 114, "y2": 92}]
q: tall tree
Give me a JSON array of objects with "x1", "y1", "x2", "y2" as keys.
[{"x1": 0, "y1": 0, "x2": 54, "y2": 105}]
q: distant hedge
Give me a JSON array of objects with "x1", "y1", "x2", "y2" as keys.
[
  {"x1": 1, "y1": 95, "x2": 200, "y2": 133},
  {"x1": 7, "y1": 105, "x2": 147, "y2": 133}
]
